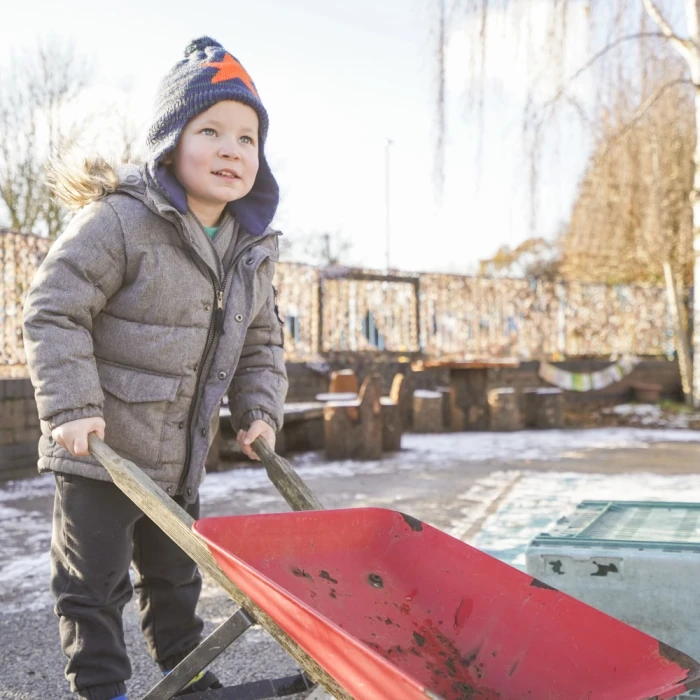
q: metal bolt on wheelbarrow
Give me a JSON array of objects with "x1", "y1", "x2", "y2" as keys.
[{"x1": 89, "y1": 435, "x2": 700, "y2": 700}]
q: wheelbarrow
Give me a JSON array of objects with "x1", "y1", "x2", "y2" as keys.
[{"x1": 88, "y1": 435, "x2": 700, "y2": 700}]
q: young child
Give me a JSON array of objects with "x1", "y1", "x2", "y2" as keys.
[{"x1": 22, "y1": 37, "x2": 288, "y2": 700}]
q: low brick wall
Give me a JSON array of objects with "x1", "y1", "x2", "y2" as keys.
[
  {"x1": 487, "y1": 358, "x2": 682, "y2": 408},
  {"x1": 0, "y1": 377, "x2": 40, "y2": 479},
  {"x1": 0, "y1": 357, "x2": 683, "y2": 479}
]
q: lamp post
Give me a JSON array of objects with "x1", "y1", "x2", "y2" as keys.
[{"x1": 385, "y1": 137, "x2": 393, "y2": 272}]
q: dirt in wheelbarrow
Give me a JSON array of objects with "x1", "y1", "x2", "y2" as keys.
[
  {"x1": 364, "y1": 611, "x2": 502, "y2": 699},
  {"x1": 370, "y1": 625, "x2": 500, "y2": 698}
]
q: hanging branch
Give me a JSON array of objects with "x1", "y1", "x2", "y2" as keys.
[
  {"x1": 642, "y1": 0, "x2": 695, "y2": 62},
  {"x1": 600, "y1": 76, "x2": 691, "y2": 159}
]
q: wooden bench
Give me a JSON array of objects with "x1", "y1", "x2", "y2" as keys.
[
  {"x1": 412, "y1": 358, "x2": 520, "y2": 430},
  {"x1": 328, "y1": 369, "x2": 359, "y2": 394},
  {"x1": 632, "y1": 382, "x2": 662, "y2": 403},
  {"x1": 523, "y1": 388, "x2": 564, "y2": 429},
  {"x1": 323, "y1": 374, "x2": 383, "y2": 460},
  {"x1": 380, "y1": 373, "x2": 406, "y2": 452},
  {"x1": 412, "y1": 389, "x2": 444, "y2": 433},
  {"x1": 315, "y1": 392, "x2": 357, "y2": 402},
  {"x1": 278, "y1": 402, "x2": 325, "y2": 453},
  {"x1": 488, "y1": 388, "x2": 522, "y2": 431},
  {"x1": 218, "y1": 401, "x2": 324, "y2": 461},
  {"x1": 434, "y1": 385, "x2": 466, "y2": 432}
]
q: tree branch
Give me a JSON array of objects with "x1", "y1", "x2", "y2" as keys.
[
  {"x1": 642, "y1": 0, "x2": 694, "y2": 62},
  {"x1": 434, "y1": 0, "x2": 446, "y2": 194},
  {"x1": 600, "y1": 77, "x2": 691, "y2": 160},
  {"x1": 523, "y1": 32, "x2": 669, "y2": 147},
  {"x1": 687, "y1": 0, "x2": 700, "y2": 43},
  {"x1": 542, "y1": 33, "x2": 665, "y2": 114}
]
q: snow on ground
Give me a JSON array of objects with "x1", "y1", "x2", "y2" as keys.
[
  {"x1": 609, "y1": 403, "x2": 664, "y2": 418},
  {"x1": 203, "y1": 427, "x2": 700, "y2": 499},
  {"x1": 400, "y1": 426, "x2": 700, "y2": 460},
  {"x1": 458, "y1": 470, "x2": 700, "y2": 570},
  {"x1": 2, "y1": 427, "x2": 700, "y2": 614},
  {"x1": 603, "y1": 402, "x2": 700, "y2": 428},
  {"x1": 0, "y1": 478, "x2": 56, "y2": 613}
]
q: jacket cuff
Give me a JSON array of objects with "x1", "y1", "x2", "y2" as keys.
[
  {"x1": 47, "y1": 406, "x2": 103, "y2": 431},
  {"x1": 238, "y1": 409, "x2": 279, "y2": 433}
]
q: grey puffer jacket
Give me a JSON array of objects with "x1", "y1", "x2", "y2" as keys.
[{"x1": 23, "y1": 166, "x2": 288, "y2": 503}]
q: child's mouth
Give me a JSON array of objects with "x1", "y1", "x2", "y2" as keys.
[{"x1": 213, "y1": 170, "x2": 240, "y2": 179}]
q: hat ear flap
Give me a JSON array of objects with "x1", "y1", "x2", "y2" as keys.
[
  {"x1": 227, "y1": 150, "x2": 279, "y2": 236},
  {"x1": 149, "y1": 161, "x2": 189, "y2": 214}
]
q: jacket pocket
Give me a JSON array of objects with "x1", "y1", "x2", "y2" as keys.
[{"x1": 97, "y1": 360, "x2": 181, "y2": 467}]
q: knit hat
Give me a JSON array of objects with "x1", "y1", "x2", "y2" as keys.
[{"x1": 146, "y1": 36, "x2": 278, "y2": 236}]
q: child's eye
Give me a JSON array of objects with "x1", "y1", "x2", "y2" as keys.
[
  {"x1": 240, "y1": 135, "x2": 255, "y2": 145},
  {"x1": 201, "y1": 128, "x2": 217, "y2": 136}
]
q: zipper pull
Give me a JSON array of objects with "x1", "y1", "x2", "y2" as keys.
[{"x1": 216, "y1": 290, "x2": 225, "y2": 334}]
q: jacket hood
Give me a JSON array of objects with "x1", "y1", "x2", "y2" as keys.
[
  {"x1": 113, "y1": 165, "x2": 281, "y2": 258},
  {"x1": 145, "y1": 153, "x2": 278, "y2": 237}
]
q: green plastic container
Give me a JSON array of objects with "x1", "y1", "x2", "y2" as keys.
[{"x1": 526, "y1": 499, "x2": 700, "y2": 681}]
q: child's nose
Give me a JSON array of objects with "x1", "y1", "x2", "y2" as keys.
[{"x1": 218, "y1": 138, "x2": 241, "y2": 159}]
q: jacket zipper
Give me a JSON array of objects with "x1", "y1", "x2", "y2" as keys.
[{"x1": 178, "y1": 237, "x2": 274, "y2": 495}]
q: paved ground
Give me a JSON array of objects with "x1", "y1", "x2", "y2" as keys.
[{"x1": 2, "y1": 427, "x2": 700, "y2": 699}]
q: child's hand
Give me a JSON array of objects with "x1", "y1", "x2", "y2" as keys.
[
  {"x1": 52, "y1": 417, "x2": 106, "y2": 456},
  {"x1": 237, "y1": 419, "x2": 276, "y2": 461}
]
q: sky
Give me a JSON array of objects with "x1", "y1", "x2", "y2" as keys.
[{"x1": 1, "y1": 0, "x2": 592, "y2": 274}]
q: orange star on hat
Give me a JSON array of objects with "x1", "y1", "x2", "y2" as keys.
[{"x1": 203, "y1": 54, "x2": 259, "y2": 97}]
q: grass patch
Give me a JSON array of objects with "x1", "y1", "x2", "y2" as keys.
[{"x1": 658, "y1": 399, "x2": 693, "y2": 414}]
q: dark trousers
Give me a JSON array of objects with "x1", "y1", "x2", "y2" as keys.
[{"x1": 51, "y1": 473, "x2": 204, "y2": 700}]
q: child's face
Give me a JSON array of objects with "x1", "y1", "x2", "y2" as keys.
[{"x1": 168, "y1": 100, "x2": 260, "y2": 226}]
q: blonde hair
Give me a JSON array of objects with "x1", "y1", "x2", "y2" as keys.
[{"x1": 46, "y1": 153, "x2": 120, "y2": 211}]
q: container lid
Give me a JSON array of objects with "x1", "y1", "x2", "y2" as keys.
[{"x1": 530, "y1": 500, "x2": 700, "y2": 551}]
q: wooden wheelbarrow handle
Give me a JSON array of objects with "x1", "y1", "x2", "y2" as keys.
[
  {"x1": 88, "y1": 433, "x2": 234, "y2": 588},
  {"x1": 251, "y1": 437, "x2": 323, "y2": 511},
  {"x1": 87, "y1": 433, "x2": 347, "y2": 699},
  {"x1": 86, "y1": 435, "x2": 322, "y2": 567}
]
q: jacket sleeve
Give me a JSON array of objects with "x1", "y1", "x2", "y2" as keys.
[
  {"x1": 22, "y1": 200, "x2": 127, "y2": 429},
  {"x1": 227, "y1": 268, "x2": 288, "y2": 433}
]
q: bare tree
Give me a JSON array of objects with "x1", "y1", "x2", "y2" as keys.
[
  {"x1": 0, "y1": 37, "x2": 94, "y2": 238},
  {"x1": 562, "y1": 52, "x2": 693, "y2": 287},
  {"x1": 115, "y1": 108, "x2": 146, "y2": 165},
  {"x1": 101, "y1": 78, "x2": 148, "y2": 165},
  {"x1": 560, "y1": 49, "x2": 695, "y2": 401},
  {"x1": 479, "y1": 235, "x2": 564, "y2": 279},
  {"x1": 436, "y1": 1, "x2": 700, "y2": 403}
]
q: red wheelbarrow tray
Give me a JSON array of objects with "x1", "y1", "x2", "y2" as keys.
[{"x1": 193, "y1": 507, "x2": 700, "y2": 700}]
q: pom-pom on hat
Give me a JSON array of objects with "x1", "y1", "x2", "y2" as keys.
[{"x1": 146, "y1": 36, "x2": 279, "y2": 235}]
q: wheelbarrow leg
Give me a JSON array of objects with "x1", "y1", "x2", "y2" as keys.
[{"x1": 142, "y1": 609, "x2": 254, "y2": 699}]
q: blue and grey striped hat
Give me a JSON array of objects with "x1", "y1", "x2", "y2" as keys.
[{"x1": 146, "y1": 36, "x2": 278, "y2": 236}]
